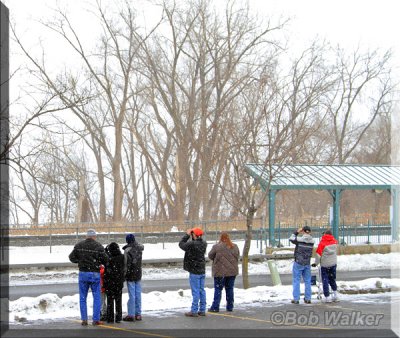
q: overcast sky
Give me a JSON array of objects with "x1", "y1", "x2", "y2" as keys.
[
  {"x1": 4, "y1": 0, "x2": 400, "y2": 85},
  {"x1": 4, "y1": 0, "x2": 400, "y2": 50}
]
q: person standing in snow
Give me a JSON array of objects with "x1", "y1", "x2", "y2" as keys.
[
  {"x1": 289, "y1": 226, "x2": 314, "y2": 304},
  {"x1": 208, "y1": 232, "x2": 240, "y2": 313},
  {"x1": 104, "y1": 242, "x2": 125, "y2": 323},
  {"x1": 123, "y1": 234, "x2": 144, "y2": 322},
  {"x1": 312, "y1": 229, "x2": 339, "y2": 302},
  {"x1": 68, "y1": 229, "x2": 109, "y2": 326},
  {"x1": 179, "y1": 227, "x2": 207, "y2": 317}
]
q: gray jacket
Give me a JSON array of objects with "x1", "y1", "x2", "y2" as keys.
[
  {"x1": 289, "y1": 231, "x2": 314, "y2": 266},
  {"x1": 315, "y1": 234, "x2": 338, "y2": 267}
]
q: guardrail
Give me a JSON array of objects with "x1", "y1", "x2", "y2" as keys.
[{"x1": 8, "y1": 253, "x2": 295, "y2": 271}]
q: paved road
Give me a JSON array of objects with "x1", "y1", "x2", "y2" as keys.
[
  {"x1": 8, "y1": 269, "x2": 394, "y2": 300},
  {"x1": 4, "y1": 293, "x2": 399, "y2": 337}
]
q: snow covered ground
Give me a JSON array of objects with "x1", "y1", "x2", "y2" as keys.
[
  {"x1": 9, "y1": 280, "x2": 400, "y2": 323},
  {"x1": 7, "y1": 239, "x2": 400, "y2": 324}
]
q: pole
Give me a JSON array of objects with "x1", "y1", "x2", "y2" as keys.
[
  {"x1": 268, "y1": 190, "x2": 276, "y2": 247},
  {"x1": 267, "y1": 260, "x2": 282, "y2": 286}
]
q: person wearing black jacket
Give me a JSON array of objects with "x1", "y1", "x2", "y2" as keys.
[
  {"x1": 179, "y1": 227, "x2": 207, "y2": 317},
  {"x1": 104, "y1": 242, "x2": 125, "y2": 323},
  {"x1": 122, "y1": 234, "x2": 144, "y2": 322},
  {"x1": 69, "y1": 229, "x2": 109, "y2": 326},
  {"x1": 289, "y1": 226, "x2": 315, "y2": 304}
]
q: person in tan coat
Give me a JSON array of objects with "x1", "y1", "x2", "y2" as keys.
[{"x1": 208, "y1": 232, "x2": 240, "y2": 312}]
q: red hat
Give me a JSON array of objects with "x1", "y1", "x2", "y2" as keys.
[{"x1": 192, "y1": 227, "x2": 203, "y2": 236}]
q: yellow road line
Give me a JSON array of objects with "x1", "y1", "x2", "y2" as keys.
[
  {"x1": 207, "y1": 311, "x2": 271, "y2": 323},
  {"x1": 68, "y1": 319, "x2": 174, "y2": 338},
  {"x1": 207, "y1": 311, "x2": 332, "y2": 330}
]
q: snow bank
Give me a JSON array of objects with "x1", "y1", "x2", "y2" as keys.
[{"x1": 9, "y1": 278, "x2": 400, "y2": 323}]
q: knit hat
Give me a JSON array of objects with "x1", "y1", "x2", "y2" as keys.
[
  {"x1": 108, "y1": 242, "x2": 121, "y2": 256},
  {"x1": 87, "y1": 229, "x2": 97, "y2": 237},
  {"x1": 126, "y1": 234, "x2": 135, "y2": 244},
  {"x1": 191, "y1": 227, "x2": 203, "y2": 237}
]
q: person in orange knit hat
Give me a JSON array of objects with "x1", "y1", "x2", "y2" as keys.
[{"x1": 179, "y1": 227, "x2": 207, "y2": 317}]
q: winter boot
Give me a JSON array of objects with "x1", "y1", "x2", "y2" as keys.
[{"x1": 332, "y1": 291, "x2": 340, "y2": 302}]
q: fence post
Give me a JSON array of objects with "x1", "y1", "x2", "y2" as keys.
[
  {"x1": 267, "y1": 260, "x2": 282, "y2": 286},
  {"x1": 162, "y1": 224, "x2": 165, "y2": 250},
  {"x1": 367, "y1": 219, "x2": 370, "y2": 244},
  {"x1": 49, "y1": 223, "x2": 52, "y2": 253}
]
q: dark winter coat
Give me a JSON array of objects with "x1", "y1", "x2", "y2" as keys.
[
  {"x1": 104, "y1": 244, "x2": 125, "y2": 296},
  {"x1": 179, "y1": 234, "x2": 207, "y2": 275},
  {"x1": 289, "y1": 231, "x2": 314, "y2": 266},
  {"x1": 123, "y1": 241, "x2": 144, "y2": 282},
  {"x1": 208, "y1": 242, "x2": 240, "y2": 277},
  {"x1": 69, "y1": 238, "x2": 109, "y2": 272}
]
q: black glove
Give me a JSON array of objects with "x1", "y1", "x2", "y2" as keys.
[{"x1": 311, "y1": 263, "x2": 317, "y2": 267}]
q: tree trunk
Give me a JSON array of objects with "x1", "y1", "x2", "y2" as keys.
[{"x1": 242, "y1": 204, "x2": 256, "y2": 289}]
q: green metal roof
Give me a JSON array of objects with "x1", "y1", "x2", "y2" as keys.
[{"x1": 244, "y1": 164, "x2": 400, "y2": 190}]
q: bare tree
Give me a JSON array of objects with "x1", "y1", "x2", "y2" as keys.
[
  {"x1": 134, "y1": 0, "x2": 286, "y2": 222},
  {"x1": 328, "y1": 47, "x2": 394, "y2": 164},
  {"x1": 221, "y1": 42, "x2": 334, "y2": 288},
  {"x1": 13, "y1": 1, "x2": 160, "y2": 222}
]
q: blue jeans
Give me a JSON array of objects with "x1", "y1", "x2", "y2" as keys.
[
  {"x1": 292, "y1": 262, "x2": 312, "y2": 301},
  {"x1": 78, "y1": 271, "x2": 101, "y2": 321},
  {"x1": 321, "y1": 265, "x2": 337, "y2": 297},
  {"x1": 127, "y1": 281, "x2": 142, "y2": 316},
  {"x1": 189, "y1": 273, "x2": 206, "y2": 313},
  {"x1": 210, "y1": 276, "x2": 236, "y2": 311}
]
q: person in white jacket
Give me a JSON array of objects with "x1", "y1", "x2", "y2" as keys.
[{"x1": 312, "y1": 229, "x2": 339, "y2": 303}]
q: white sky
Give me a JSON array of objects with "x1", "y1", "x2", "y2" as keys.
[
  {"x1": 4, "y1": 0, "x2": 400, "y2": 60},
  {"x1": 4, "y1": 0, "x2": 399, "y2": 128}
]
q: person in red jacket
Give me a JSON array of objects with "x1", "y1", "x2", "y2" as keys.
[{"x1": 312, "y1": 229, "x2": 339, "y2": 303}]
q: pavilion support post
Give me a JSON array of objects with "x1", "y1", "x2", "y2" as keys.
[
  {"x1": 392, "y1": 188, "x2": 399, "y2": 242},
  {"x1": 268, "y1": 189, "x2": 276, "y2": 247},
  {"x1": 331, "y1": 189, "x2": 342, "y2": 240}
]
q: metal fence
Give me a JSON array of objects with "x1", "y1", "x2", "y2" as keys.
[
  {"x1": 255, "y1": 219, "x2": 393, "y2": 250},
  {"x1": 7, "y1": 217, "x2": 394, "y2": 249}
]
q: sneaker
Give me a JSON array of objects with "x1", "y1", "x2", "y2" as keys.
[
  {"x1": 324, "y1": 296, "x2": 332, "y2": 303},
  {"x1": 208, "y1": 308, "x2": 219, "y2": 313},
  {"x1": 291, "y1": 300, "x2": 299, "y2": 304},
  {"x1": 332, "y1": 291, "x2": 340, "y2": 302},
  {"x1": 184, "y1": 312, "x2": 198, "y2": 317},
  {"x1": 123, "y1": 315, "x2": 135, "y2": 322},
  {"x1": 304, "y1": 299, "x2": 311, "y2": 304},
  {"x1": 92, "y1": 321, "x2": 104, "y2": 326},
  {"x1": 81, "y1": 320, "x2": 88, "y2": 326},
  {"x1": 135, "y1": 315, "x2": 142, "y2": 321},
  {"x1": 197, "y1": 312, "x2": 206, "y2": 316}
]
